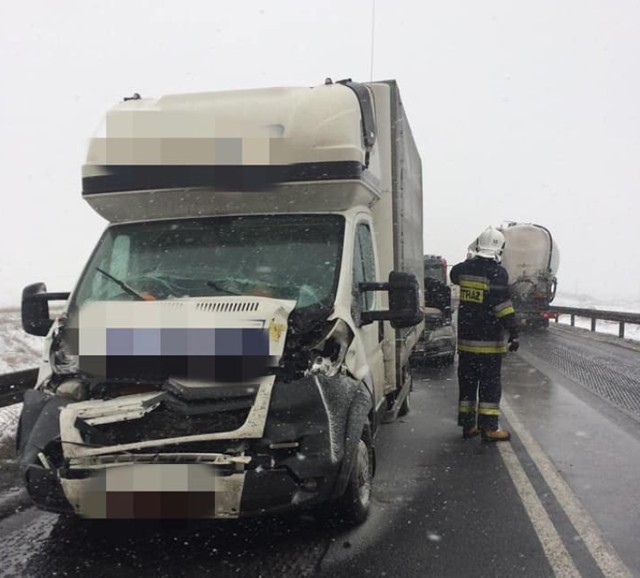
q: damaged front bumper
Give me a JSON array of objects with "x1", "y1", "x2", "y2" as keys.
[{"x1": 18, "y1": 373, "x2": 371, "y2": 519}]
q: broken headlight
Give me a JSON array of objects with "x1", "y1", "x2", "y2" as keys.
[
  {"x1": 49, "y1": 327, "x2": 79, "y2": 376},
  {"x1": 306, "y1": 319, "x2": 354, "y2": 377}
]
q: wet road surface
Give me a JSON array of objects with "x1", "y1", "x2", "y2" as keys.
[{"x1": 0, "y1": 326, "x2": 638, "y2": 577}]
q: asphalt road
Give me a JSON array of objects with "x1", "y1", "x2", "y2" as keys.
[{"x1": 0, "y1": 326, "x2": 638, "y2": 577}]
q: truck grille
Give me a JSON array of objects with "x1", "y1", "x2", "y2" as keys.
[{"x1": 78, "y1": 402, "x2": 252, "y2": 447}]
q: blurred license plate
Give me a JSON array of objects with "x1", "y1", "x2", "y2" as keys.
[{"x1": 75, "y1": 463, "x2": 245, "y2": 519}]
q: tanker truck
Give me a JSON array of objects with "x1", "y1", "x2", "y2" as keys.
[
  {"x1": 17, "y1": 78, "x2": 424, "y2": 524},
  {"x1": 498, "y1": 222, "x2": 560, "y2": 329}
]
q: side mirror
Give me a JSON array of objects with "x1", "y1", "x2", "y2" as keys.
[
  {"x1": 387, "y1": 271, "x2": 423, "y2": 329},
  {"x1": 359, "y1": 271, "x2": 424, "y2": 329},
  {"x1": 21, "y1": 283, "x2": 70, "y2": 336}
]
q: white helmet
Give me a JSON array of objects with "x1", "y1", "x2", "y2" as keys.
[{"x1": 471, "y1": 226, "x2": 505, "y2": 262}]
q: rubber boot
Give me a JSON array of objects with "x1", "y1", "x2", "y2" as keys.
[{"x1": 481, "y1": 429, "x2": 511, "y2": 442}]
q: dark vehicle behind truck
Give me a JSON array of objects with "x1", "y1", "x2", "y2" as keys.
[{"x1": 412, "y1": 255, "x2": 456, "y2": 366}]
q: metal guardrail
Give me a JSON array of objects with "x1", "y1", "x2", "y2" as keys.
[
  {"x1": 0, "y1": 368, "x2": 38, "y2": 408},
  {"x1": 549, "y1": 305, "x2": 640, "y2": 338}
]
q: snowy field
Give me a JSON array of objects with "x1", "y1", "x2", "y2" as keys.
[
  {"x1": 553, "y1": 292, "x2": 640, "y2": 342},
  {"x1": 554, "y1": 292, "x2": 640, "y2": 314},
  {"x1": 0, "y1": 309, "x2": 43, "y2": 374},
  {"x1": 0, "y1": 309, "x2": 43, "y2": 447}
]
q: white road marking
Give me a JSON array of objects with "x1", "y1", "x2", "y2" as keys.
[
  {"x1": 497, "y1": 442, "x2": 580, "y2": 577},
  {"x1": 502, "y1": 398, "x2": 633, "y2": 578}
]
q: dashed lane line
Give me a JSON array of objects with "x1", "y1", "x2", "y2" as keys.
[
  {"x1": 501, "y1": 398, "x2": 633, "y2": 578},
  {"x1": 497, "y1": 441, "x2": 580, "y2": 577}
]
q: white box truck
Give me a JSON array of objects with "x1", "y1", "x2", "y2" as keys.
[{"x1": 18, "y1": 78, "x2": 424, "y2": 524}]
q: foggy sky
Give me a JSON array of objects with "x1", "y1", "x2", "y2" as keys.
[{"x1": 1, "y1": 0, "x2": 639, "y2": 308}]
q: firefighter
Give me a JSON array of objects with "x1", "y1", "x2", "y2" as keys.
[{"x1": 450, "y1": 226, "x2": 519, "y2": 442}]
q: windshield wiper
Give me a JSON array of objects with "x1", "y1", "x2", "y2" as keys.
[
  {"x1": 96, "y1": 267, "x2": 146, "y2": 301},
  {"x1": 206, "y1": 280, "x2": 240, "y2": 296}
]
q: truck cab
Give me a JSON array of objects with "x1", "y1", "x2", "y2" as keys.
[{"x1": 18, "y1": 79, "x2": 423, "y2": 524}]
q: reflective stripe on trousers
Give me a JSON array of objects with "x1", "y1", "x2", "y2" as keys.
[
  {"x1": 457, "y1": 400, "x2": 477, "y2": 427},
  {"x1": 458, "y1": 339, "x2": 508, "y2": 354}
]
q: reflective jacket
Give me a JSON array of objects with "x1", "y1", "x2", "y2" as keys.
[{"x1": 450, "y1": 257, "x2": 518, "y2": 354}]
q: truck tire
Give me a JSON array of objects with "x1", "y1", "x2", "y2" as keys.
[{"x1": 336, "y1": 426, "x2": 373, "y2": 526}]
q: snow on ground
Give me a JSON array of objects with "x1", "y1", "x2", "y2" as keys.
[
  {"x1": 0, "y1": 309, "x2": 44, "y2": 373},
  {"x1": 0, "y1": 404, "x2": 21, "y2": 447}
]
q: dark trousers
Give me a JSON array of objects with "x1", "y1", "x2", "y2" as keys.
[{"x1": 457, "y1": 352, "x2": 503, "y2": 431}]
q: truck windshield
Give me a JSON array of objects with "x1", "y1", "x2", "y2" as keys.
[
  {"x1": 424, "y1": 263, "x2": 446, "y2": 285},
  {"x1": 72, "y1": 215, "x2": 345, "y2": 310}
]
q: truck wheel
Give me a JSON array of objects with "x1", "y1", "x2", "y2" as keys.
[{"x1": 336, "y1": 427, "x2": 373, "y2": 526}]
